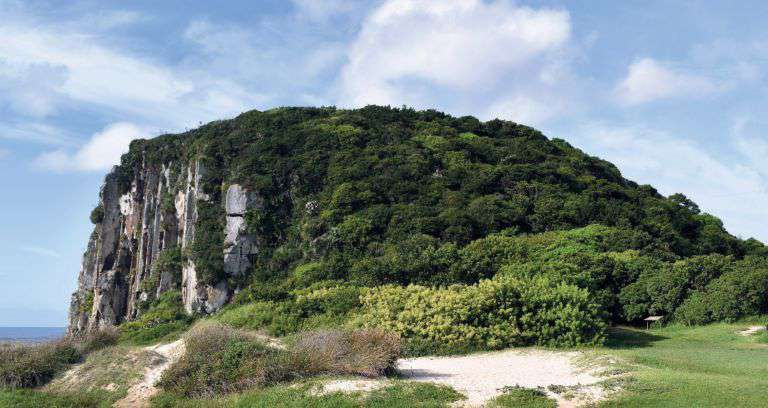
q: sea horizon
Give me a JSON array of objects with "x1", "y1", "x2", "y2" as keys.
[{"x1": 0, "y1": 326, "x2": 66, "y2": 343}]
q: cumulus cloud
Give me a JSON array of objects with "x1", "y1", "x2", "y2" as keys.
[
  {"x1": 614, "y1": 58, "x2": 717, "y2": 105},
  {"x1": 0, "y1": 21, "x2": 193, "y2": 119},
  {"x1": 0, "y1": 7, "x2": 270, "y2": 133},
  {"x1": 576, "y1": 123, "x2": 768, "y2": 240},
  {"x1": 35, "y1": 123, "x2": 143, "y2": 172},
  {"x1": 338, "y1": 0, "x2": 572, "y2": 115}
]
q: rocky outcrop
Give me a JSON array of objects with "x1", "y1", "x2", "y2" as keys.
[
  {"x1": 223, "y1": 184, "x2": 261, "y2": 277},
  {"x1": 67, "y1": 155, "x2": 261, "y2": 334}
]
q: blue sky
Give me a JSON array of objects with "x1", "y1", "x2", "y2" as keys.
[{"x1": 1, "y1": 0, "x2": 767, "y2": 326}]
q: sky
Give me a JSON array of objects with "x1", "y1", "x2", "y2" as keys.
[{"x1": 1, "y1": 0, "x2": 767, "y2": 326}]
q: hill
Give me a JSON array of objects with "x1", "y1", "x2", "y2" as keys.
[{"x1": 68, "y1": 106, "x2": 766, "y2": 345}]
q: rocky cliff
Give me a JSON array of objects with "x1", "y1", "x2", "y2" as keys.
[{"x1": 68, "y1": 156, "x2": 259, "y2": 333}]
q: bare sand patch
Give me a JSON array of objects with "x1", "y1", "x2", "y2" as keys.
[{"x1": 398, "y1": 349, "x2": 608, "y2": 407}]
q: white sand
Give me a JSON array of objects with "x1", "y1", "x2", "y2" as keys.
[
  {"x1": 398, "y1": 349, "x2": 606, "y2": 407},
  {"x1": 739, "y1": 325, "x2": 766, "y2": 336}
]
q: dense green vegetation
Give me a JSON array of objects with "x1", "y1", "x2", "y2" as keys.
[
  {"x1": 361, "y1": 276, "x2": 605, "y2": 353},
  {"x1": 112, "y1": 106, "x2": 766, "y2": 349},
  {"x1": 119, "y1": 291, "x2": 193, "y2": 345}
]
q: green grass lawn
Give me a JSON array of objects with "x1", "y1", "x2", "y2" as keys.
[{"x1": 598, "y1": 321, "x2": 768, "y2": 407}]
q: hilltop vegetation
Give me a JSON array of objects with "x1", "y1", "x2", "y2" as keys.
[{"x1": 110, "y1": 105, "x2": 766, "y2": 350}]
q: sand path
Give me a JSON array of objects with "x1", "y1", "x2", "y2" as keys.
[
  {"x1": 113, "y1": 339, "x2": 185, "y2": 408},
  {"x1": 739, "y1": 325, "x2": 766, "y2": 336}
]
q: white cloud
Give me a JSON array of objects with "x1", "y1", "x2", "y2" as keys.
[
  {"x1": 338, "y1": 0, "x2": 571, "y2": 110},
  {"x1": 81, "y1": 10, "x2": 145, "y2": 30},
  {"x1": 35, "y1": 122, "x2": 143, "y2": 172},
  {"x1": 0, "y1": 122, "x2": 71, "y2": 145},
  {"x1": 0, "y1": 8, "x2": 268, "y2": 131},
  {"x1": 19, "y1": 246, "x2": 61, "y2": 258},
  {"x1": 575, "y1": 123, "x2": 768, "y2": 241},
  {"x1": 290, "y1": 0, "x2": 358, "y2": 21},
  {"x1": 0, "y1": 20, "x2": 193, "y2": 118},
  {"x1": 614, "y1": 58, "x2": 717, "y2": 105},
  {"x1": 731, "y1": 117, "x2": 768, "y2": 179},
  {"x1": 0, "y1": 148, "x2": 10, "y2": 159}
]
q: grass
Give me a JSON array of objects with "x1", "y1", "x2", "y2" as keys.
[
  {"x1": 0, "y1": 329, "x2": 118, "y2": 389},
  {"x1": 45, "y1": 345, "x2": 157, "y2": 396},
  {"x1": 158, "y1": 322, "x2": 401, "y2": 398},
  {"x1": 597, "y1": 321, "x2": 768, "y2": 407},
  {"x1": 151, "y1": 381, "x2": 463, "y2": 408},
  {"x1": 0, "y1": 389, "x2": 117, "y2": 408},
  {"x1": 486, "y1": 386, "x2": 556, "y2": 408}
]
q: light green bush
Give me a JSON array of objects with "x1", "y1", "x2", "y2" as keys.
[{"x1": 360, "y1": 276, "x2": 605, "y2": 353}]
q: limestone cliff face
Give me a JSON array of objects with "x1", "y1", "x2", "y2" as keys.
[{"x1": 67, "y1": 157, "x2": 259, "y2": 334}]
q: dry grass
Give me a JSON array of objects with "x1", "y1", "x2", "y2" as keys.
[
  {"x1": 290, "y1": 329, "x2": 401, "y2": 377},
  {"x1": 158, "y1": 322, "x2": 401, "y2": 398},
  {"x1": 0, "y1": 329, "x2": 119, "y2": 389}
]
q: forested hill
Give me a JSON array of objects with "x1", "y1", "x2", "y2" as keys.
[{"x1": 69, "y1": 106, "x2": 766, "y2": 338}]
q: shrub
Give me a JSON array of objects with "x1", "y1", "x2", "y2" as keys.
[
  {"x1": 620, "y1": 254, "x2": 735, "y2": 322},
  {"x1": 89, "y1": 204, "x2": 104, "y2": 224},
  {"x1": 140, "y1": 248, "x2": 182, "y2": 296},
  {"x1": 486, "y1": 386, "x2": 555, "y2": 408},
  {"x1": 0, "y1": 329, "x2": 118, "y2": 389},
  {"x1": 290, "y1": 329, "x2": 400, "y2": 377},
  {"x1": 674, "y1": 266, "x2": 768, "y2": 325},
  {"x1": 158, "y1": 322, "x2": 290, "y2": 397},
  {"x1": 0, "y1": 341, "x2": 80, "y2": 389},
  {"x1": 120, "y1": 291, "x2": 192, "y2": 345},
  {"x1": 361, "y1": 276, "x2": 606, "y2": 354},
  {"x1": 70, "y1": 327, "x2": 120, "y2": 355},
  {"x1": 216, "y1": 301, "x2": 301, "y2": 336},
  {"x1": 159, "y1": 322, "x2": 400, "y2": 398},
  {"x1": 218, "y1": 283, "x2": 363, "y2": 336}
]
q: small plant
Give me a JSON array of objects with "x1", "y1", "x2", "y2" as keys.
[
  {"x1": 89, "y1": 204, "x2": 104, "y2": 224},
  {"x1": 487, "y1": 386, "x2": 555, "y2": 408}
]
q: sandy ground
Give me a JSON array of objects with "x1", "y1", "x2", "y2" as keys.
[
  {"x1": 398, "y1": 349, "x2": 607, "y2": 407},
  {"x1": 315, "y1": 349, "x2": 608, "y2": 407},
  {"x1": 114, "y1": 339, "x2": 185, "y2": 408},
  {"x1": 59, "y1": 331, "x2": 609, "y2": 407},
  {"x1": 739, "y1": 325, "x2": 766, "y2": 336}
]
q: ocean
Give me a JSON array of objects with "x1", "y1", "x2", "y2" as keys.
[{"x1": 0, "y1": 327, "x2": 66, "y2": 343}]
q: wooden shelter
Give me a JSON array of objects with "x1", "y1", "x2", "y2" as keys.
[{"x1": 644, "y1": 315, "x2": 663, "y2": 330}]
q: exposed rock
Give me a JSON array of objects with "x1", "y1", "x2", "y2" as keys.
[
  {"x1": 68, "y1": 156, "x2": 265, "y2": 334},
  {"x1": 223, "y1": 184, "x2": 260, "y2": 277}
]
